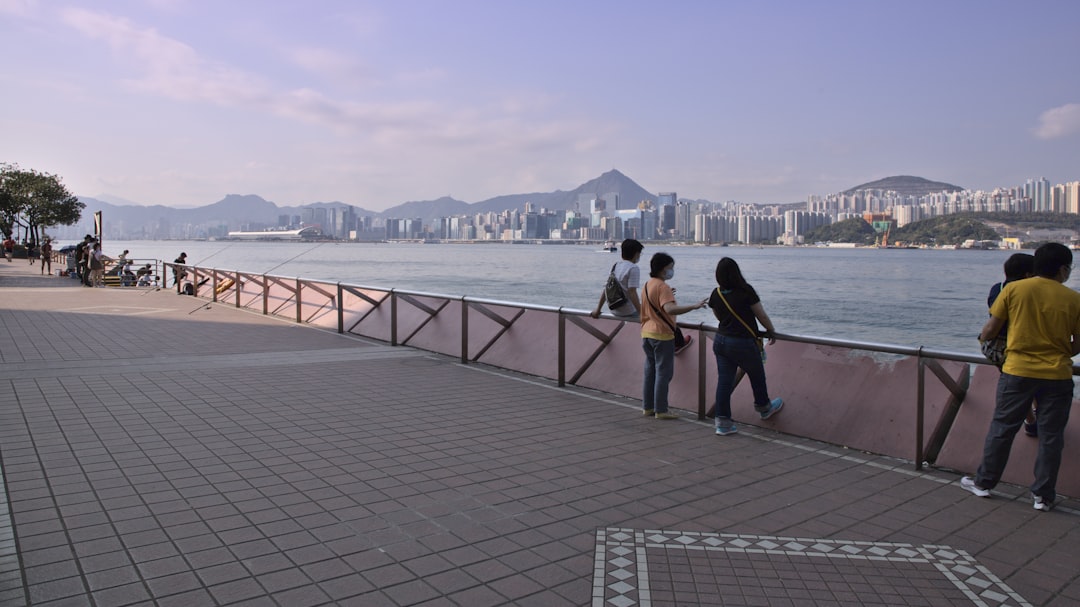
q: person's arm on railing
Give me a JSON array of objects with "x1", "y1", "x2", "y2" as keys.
[
  {"x1": 978, "y1": 315, "x2": 1006, "y2": 342},
  {"x1": 751, "y1": 302, "x2": 777, "y2": 346}
]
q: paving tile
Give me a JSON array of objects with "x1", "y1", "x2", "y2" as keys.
[
  {"x1": 1, "y1": 271, "x2": 1076, "y2": 607},
  {"x1": 207, "y1": 578, "x2": 266, "y2": 604}
]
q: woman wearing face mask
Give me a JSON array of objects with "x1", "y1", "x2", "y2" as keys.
[
  {"x1": 640, "y1": 252, "x2": 707, "y2": 420},
  {"x1": 708, "y1": 257, "x2": 783, "y2": 435}
]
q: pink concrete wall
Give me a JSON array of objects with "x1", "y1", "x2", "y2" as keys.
[
  {"x1": 743, "y1": 341, "x2": 964, "y2": 461},
  {"x1": 936, "y1": 364, "x2": 1080, "y2": 498},
  {"x1": 196, "y1": 270, "x2": 1080, "y2": 493}
]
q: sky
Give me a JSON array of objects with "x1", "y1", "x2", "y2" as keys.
[{"x1": 2, "y1": 1, "x2": 1079, "y2": 211}]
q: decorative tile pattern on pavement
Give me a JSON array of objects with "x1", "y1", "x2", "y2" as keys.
[{"x1": 594, "y1": 528, "x2": 1032, "y2": 607}]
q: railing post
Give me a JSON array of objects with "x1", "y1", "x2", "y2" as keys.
[
  {"x1": 916, "y1": 347, "x2": 925, "y2": 471},
  {"x1": 697, "y1": 323, "x2": 707, "y2": 419},
  {"x1": 211, "y1": 269, "x2": 218, "y2": 303},
  {"x1": 191, "y1": 267, "x2": 199, "y2": 297},
  {"x1": 296, "y1": 277, "x2": 302, "y2": 324},
  {"x1": 558, "y1": 308, "x2": 566, "y2": 387},
  {"x1": 337, "y1": 283, "x2": 344, "y2": 333},
  {"x1": 461, "y1": 296, "x2": 469, "y2": 364},
  {"x1": 390, "y1": 290, "x2": 398, "y2": 346},
  {"x1": 234, "y1": 271, "x2": 241, "y2": 308},
  {"x1": 262, "y1": 274, "x2": 269, "y2": 315}
]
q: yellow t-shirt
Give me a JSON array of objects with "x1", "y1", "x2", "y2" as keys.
[
  {"x1": 640, "y1": 278, "x2": 676, "y2": 341},
  {"x1": 990, "y1": 276, "x2": 1080, "y2": 379}
]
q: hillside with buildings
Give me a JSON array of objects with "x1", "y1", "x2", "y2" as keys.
[{"x1": 54, "y1": 173, "x2": 1080, "y2": 246}]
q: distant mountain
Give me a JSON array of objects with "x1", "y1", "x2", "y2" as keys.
[
  {"x1": 379, "y1": 196, "x2": 471, "y2": 221},
  {"x1": 381, "y1": 169, "x2": 658, "y2": 223},
  {"x1": 843, "y1": 175, "x2": 963, "y2": 197},
  {"x1": 72, "y1": 171, "x2": 970, "y2": 240}
]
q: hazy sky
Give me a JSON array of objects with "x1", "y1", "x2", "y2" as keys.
[{"x1": 2, "y1": 1, "x2": 1079, "y2": 210}]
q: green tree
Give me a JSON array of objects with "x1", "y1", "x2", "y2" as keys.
[
  {"x1": 0, "y1": 164, "x2": 84, "y2": 243},
  {"x1": 803, "y1": 217, "x2": 876, "y2": 245}
]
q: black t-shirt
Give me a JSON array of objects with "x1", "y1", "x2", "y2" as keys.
[{"x1": 708, "y1": 285, "x2": 761, "y2": 338}]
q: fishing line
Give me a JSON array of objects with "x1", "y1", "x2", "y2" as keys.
[
  {"x1": 261, "y1": 241, "x2": 327, "y2": 275},
  {"x1": 191, "y1": 243, "x2": 235, "y2": 267}
]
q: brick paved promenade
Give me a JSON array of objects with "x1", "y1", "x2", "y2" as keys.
[{"x1": 0, "y1": 261, "x2": 1077, "y2": 606}]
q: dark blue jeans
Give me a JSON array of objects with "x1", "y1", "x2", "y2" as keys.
[
  {"x1": 976, "y1": 372, "x2": 1074, "y2": 501},
  {"x1": 642, "y1": 338, "x2": 675, "y2": 413},
  {"x1": 712, "y1": 334, "x2": 770, "y2": 419}
]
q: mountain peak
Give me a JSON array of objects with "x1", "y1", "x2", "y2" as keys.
[{"x1": 844, "y1": 175, "x2": 963, "y2": 196}]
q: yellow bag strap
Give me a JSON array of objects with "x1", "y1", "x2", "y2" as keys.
[{"x1": 715, "y1": 288, "x2": 758, "y2": 339}]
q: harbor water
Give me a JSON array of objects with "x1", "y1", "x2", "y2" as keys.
[{"x1": 88, "y1": 240, "x2": 1076, "y2": 355}]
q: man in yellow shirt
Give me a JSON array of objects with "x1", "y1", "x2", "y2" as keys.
[{"x1": 963, "y1": 242, "x2": 1080, "y2": 511}]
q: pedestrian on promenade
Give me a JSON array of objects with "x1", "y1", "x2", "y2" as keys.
[
  {"x1": 591, "y1": 238, "x2": 643, "y2": 321},
  {"x1": 985, "y1": 253, "x2": 1037, "y2": 436},
  {"x1": 75, "y1": 235, "x2": 94, "y2": 286},
  {"x1": 640, "y1": 252, "x2": 706, "y2": 419},
  {"x1": 708, "y1": 257, "x2": 783, "y2": 435},
  {"x1": 174, "y1": 252, "x2": 188, "y2": 293},
  {"x1": 963, "y1": 242, "x2": 1080, "y2": 512},
  {"x1": 39, "y1": 240, "x2": 52, "y2": 275},
  {"x1": 2, "y1": 235, "x2": 13, "y2": 262},
  {"x1": 26, "y1": 241, "x2": 37, "y2": 265},
  {"x1": 89, "y1": 243, "x2": 111, "y2": 287}
]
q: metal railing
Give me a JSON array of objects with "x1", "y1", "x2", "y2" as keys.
[{"x1": 168, "y1": 262, "x2": 1064, "y2": 474}]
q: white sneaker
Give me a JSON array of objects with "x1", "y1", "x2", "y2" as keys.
[
  {"x1": 1033, "y1": 494, "x2": 1055, "y2": 512},
  {"x1": 960, "y1": 476, "x2": 989, "y2": 498}
]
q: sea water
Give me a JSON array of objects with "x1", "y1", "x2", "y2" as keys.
[{"x1": 93, "y1": 240, "x2": 1069, "y2": 355}]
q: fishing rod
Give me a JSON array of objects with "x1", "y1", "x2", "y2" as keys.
[
  {"x1": 261, "y1": 241, "x2": 327, "y2": 276},
  {"x1": 191, "y1": 243, "x2": 235, "y2": 267},
  {"x1": 186, "y1": 241, "x2": 326, "y2": 314}
]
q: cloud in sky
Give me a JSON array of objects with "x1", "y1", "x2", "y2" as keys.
[
  {"x1": 2, "y1": 2, "x2": 1079, "y2": 209},
  {"x1": 1035, "y1": 103, "x2": 1080, "y2": 140}
]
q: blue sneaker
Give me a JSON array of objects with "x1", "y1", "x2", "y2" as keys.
[
  {"x1": 757, "y1": 398, "x2": 783, "y2": 420},
  {"x1": 715, "y1": 419, "x2": 738, "y2": 436}
]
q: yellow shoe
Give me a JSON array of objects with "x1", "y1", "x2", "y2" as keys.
[
  {"x1": 642, "y1": 409, "x2": 654, "y2": 416},
  {"x1": 655, "y1": 412, "x2": 679, "y2": 420}
]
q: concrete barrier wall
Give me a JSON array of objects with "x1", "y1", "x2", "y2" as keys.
[
  {"x1": 936, "y1": 364, "x2": 1080, "y2": 498},
  {"x1": 189, "y1": 267, "x2": 1079, "y2": 495}
]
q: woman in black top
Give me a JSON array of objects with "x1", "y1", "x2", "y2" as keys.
[{"x1": 707, "y1": 257, "x2": 783, "y2": 435}]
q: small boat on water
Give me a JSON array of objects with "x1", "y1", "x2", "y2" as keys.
[{"x1": 599, "y1": 241, "x2": 617, "y2": 252}]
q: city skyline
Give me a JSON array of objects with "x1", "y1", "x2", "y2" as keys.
[{"x1": 2, "y1": 1, "x2": 1079, "y2": 210}]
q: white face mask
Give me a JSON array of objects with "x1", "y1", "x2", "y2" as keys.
[{"x1": 663, "y1": 268, "x2": 674, "y2": 280}]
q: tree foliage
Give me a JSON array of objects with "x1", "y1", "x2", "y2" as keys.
[
  {"x1": 889, "y1": 215, "x2": 1000, "y2": 245},
  {"x1": 0, "y1": 164, "x2": 84, "y2": 243},
  {"x1": 802, "y1": 217, "x2": 876, "y2": 245}
]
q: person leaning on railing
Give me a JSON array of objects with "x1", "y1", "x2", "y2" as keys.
[{"x1": 963, "y1": 242, "x2": 1080, "y2": 512}]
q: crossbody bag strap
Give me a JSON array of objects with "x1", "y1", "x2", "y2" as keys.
[
  {"x1": 716, "y1": 288, "x2": 758, "y2": 339},
  {"x1": 643, "y1": 283, "x2": 677, "y2": 333}
]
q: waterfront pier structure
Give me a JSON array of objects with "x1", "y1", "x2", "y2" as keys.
[{"x1": 0, "y1": 261, "x2": 1077, "y2": 606}]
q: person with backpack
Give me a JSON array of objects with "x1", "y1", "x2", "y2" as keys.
[{"x1": 591, "y1": 238, "x2": 643, "y2": 321}]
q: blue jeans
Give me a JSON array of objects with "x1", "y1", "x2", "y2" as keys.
[
  {"x1": 642, "y1": 338, "x2": 675, "y2": 413},
  {"x1": 712, "y1": 334, "x2": 770, "y2": 419},
  {"x1": 976, "y1": 373, "x2": 1074, "y2": 501}
]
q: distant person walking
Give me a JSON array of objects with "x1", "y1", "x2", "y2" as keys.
[
  {"x1": 2, "y1": 236, "x2": 13, "y2": 262},
  {"x1": 174, "y1": 252, "x2": 188, "y2": 293},
  {"x1": 591, "y1": 238, "x2": 643, "y2": 320},
  {"x1": 75, "y1": 235, "x2": 94, "y2": 286},
  {"x1": 39, "y1": 240, "x2": 53, "y2": 275},
  {"x1": 963, "y1": 243, "x2": 1080, "y2": 512},
  {"x1": 707, "y1": 257, "x2": 783, "y2": 435},
  {"x1": 640, "y1": 252, "x2": 706, "y2": 419},
  {"x1": 89, "y1": 243, "x2": 111, "y2": 287}
]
